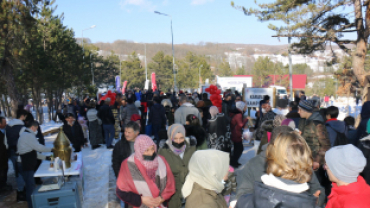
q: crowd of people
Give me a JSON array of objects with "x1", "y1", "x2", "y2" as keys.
[{"x1": 1, "y1": 88, "x2": 370, "y2": 208}]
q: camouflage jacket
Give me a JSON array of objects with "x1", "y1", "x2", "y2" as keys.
[{"x1": 299, "y1": 112, "x2": 331, "y2": 165}]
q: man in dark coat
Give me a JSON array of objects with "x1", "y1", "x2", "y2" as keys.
[
  {"x1": 0, "y1": 116, "x2": 11, "y2": 192},
  {"x1": 148, "y1": 97, "x2": 166, "y2": 143},
  {"x1": 112, "y1": 121, "x2": 140, "y2": 177},
  {"x1": 98, "y1": 98, "x2": 115, "y2": 148},
  {"x1": 222, "y1": 93, "x2": 236, "y2": 123},
  {"x1": 63, "y1": 113, "x2": 86, "y2": 152}
]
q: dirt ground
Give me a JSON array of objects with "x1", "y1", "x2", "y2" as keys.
[{"x1": 0, "y1": 172, "x2": 27, "y2": 208}]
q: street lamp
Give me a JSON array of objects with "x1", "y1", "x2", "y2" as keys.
[
  {"x1": 82, "y1": 25, "x2": 96, "y2": 73},
  {"x1": 154, "y1": 11, "x2": 177, "y2": 92},
  {"x1": 82, "y1": 25, "x2": 96, "y2": 52},
  {"x1": 199, "y1": 64, "x2": 203, "y2": 90}
]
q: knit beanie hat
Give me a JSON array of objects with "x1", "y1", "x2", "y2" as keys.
[
  {"x1": 209, "y1": 106, "x2": 219, "y2": 118},
  {"x1": 281, "y1": 118, "x2": 296, "y2": 129},
  {"x1": 298, "y1": 100, "x2": 315, "y2": 112},
  {"x1": 325, "y1": 144, "x2": 366, "y2": 183},
  {"x1": 236, "y1": 101, "x2": 246, "y2": 112}
]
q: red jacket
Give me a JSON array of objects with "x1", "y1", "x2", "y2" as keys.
[
  {"x1": 230, "y1": 112, "x2": 248, "y2": 143},
  {"x1": 326, "y1": 176, "x2": 370, "y2": 208}
]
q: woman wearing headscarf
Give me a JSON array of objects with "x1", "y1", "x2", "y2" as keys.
[
  {"x1": 182, "y1": 150, "x2": 230, "y2": 208},
  {"x1": 86, "y1": 100, "x2": 104, "y2": 150},
  {"x1": 116, "y1": 135, "x2": 175, "y2": 208},
  {"x1": 158, "y1": 124, "x2": 196, "y2": 208},
  {"x1": 230, "y1": 101, "x2": 249, "y2": 168}
]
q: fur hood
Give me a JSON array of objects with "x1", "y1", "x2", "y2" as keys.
[
  {"x1": 261, "y1": 120, "x2": 274, "y2": 132},
  {"x1": 185, "y1": 125, "x2": 206, "y2": 147}
]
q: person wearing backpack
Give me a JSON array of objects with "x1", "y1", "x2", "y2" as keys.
[{"x1": 325, "y1": 106, "x2": 348, "y2": 147}]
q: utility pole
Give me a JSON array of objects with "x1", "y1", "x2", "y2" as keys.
[{"x1": 145, "y1": 43, "x2": 148, "y2": 81}]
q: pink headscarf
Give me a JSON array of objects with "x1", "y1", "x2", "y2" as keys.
[{"x1": 134, "y1": 135, "x2": 158, "y2": 182}]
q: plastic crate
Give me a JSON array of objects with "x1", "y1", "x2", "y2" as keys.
[{"x1": 31, "y1": 182, "x2": 81, "y2": 208}]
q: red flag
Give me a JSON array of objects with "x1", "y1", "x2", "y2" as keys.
[
  {"x1": 151, "y1": 72, "x2": 157, "y2": 91},
  {"x1": 122, "y1": 81, "x2": 128, "y2": 94}
]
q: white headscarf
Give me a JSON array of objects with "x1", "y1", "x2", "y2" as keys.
[{"x1": 182, "y1": 150, "x2": 229, "y2": 198}]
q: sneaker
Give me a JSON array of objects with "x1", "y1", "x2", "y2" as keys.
[{"x1": 107, "y1": 145, "x2": 114, "y2": 149}]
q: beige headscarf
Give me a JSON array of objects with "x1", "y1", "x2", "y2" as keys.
[{"x1": 182, "y1": 150, "x2": 229, "y2": 198}]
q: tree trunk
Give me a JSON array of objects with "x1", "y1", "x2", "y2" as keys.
[
  {"x1": 3, "y1": 62, "x2": 22, "y2": 118},
  {"x1": 32, "y1": 87, "x2": 42, "y2": 124},
  {"x1": 353, "y1": 0, "x2": 370, "y2": 102}
]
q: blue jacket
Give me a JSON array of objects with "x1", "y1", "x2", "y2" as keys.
[{"x1": 326, "y1": 120, "x2": 346, "y2": 146}]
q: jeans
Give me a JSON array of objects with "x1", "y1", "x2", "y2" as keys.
[
  {"x1": 20, "y1": 169, "x2": 35, "y2": 208},
  {"x1": 103, "y1": 124, "x2": 115, "y2": 147},
  {"x1": 120, "y1": 200, "x2": 125, "y2": 208},
  {"x1": 8, "y1": 149, "x2": 25, "y2": 191}
]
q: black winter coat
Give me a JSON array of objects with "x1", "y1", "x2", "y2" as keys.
[
  {"x1": 148, "y1": 103, "x2": 166, "y2": 127},
  {"x1": 112, "y1": 136, "x2": 132, "y2": 177},
  {"x1": 185, "y1": 125, "x2": 206, "y2": 148},
  {"x1": 355, "y1": 101, "x2": 370, "y2": 145},
  {"x1": 0, "y1": 131, "x2": 7, "y2": 171},
  {"x1": 236, "y1": 181, "x2": 320, "y2": 208},
  {"x1": 63, "y1": 122, "x2": 85, "y2": 150},
  {"x1": 97, "y1": 104, "x2": 115, "y2": 125},
  {"x1": 6, "y1": 119, "x2": 24, "y2": 150},
  {"x1": 207, "y1": 113, "x2": 232, "y2": 153}
]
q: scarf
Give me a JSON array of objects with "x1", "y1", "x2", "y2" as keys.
[
  {"x1": 182, "y1": 150, "x2": 229, "y2": 198},
  {"x1": 134, "y1": 135, "x2": 159, "y2": 182},
  {"x1": 167, "y1": 124, "x2": 186, "y2": 155},
  {"x1": 117, "y1": 155, "x2": 171, "y2": 208}
]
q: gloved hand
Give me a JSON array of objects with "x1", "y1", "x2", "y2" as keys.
[{"x1": 45, "y1": 156, "x2": 52, "y2": 161}]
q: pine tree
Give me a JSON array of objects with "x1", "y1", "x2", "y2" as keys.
[{"x1": 232, "y1": 0, "x2": 370, "y2": 93}]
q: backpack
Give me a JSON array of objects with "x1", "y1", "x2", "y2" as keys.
[{"x1": 326, "y1": 123, "x2": 349, "y2": 146}]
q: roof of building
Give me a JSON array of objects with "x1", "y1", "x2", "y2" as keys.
[{"x1": 233, "y1": 74, "x2": 307, "y2": 89}]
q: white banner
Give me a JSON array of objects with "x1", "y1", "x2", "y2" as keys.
[
  {"x1": 217, "y1": 76, "x2": 253, "y2": 92},
  {"x1": 244, "y1": 88, "x2": 274, "y2": 108}
]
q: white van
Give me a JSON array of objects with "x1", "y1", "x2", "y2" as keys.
[{"x1": 269, "y1": 85, "x2": 288, "y2": 98}]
